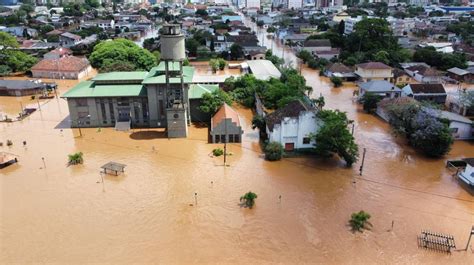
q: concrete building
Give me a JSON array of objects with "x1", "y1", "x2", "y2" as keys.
[
  {"x1": 62, "y1": 24, "x2": 193, "y2": 138},
  {"x1": 404, "y1": 65, "x2": 443, "y2": 84},
  {"x1": 288, "y1": 0, "x2": 304, "y2": 9},
  {"x1": 210, "y1": 104, "x2": 243, "y2": 143},
  {"x1": 246, "y1": 0, "x2": 261, "y2": 9},
  {"x1": 355, "y1": 62, "x2": 393, "y2": 82},
  {"x1": 344, "y1": 17, "x2": 363, "y2": 35},
  {"x1": 265, "y1": 100, "x2": 321, "y2": 152}
]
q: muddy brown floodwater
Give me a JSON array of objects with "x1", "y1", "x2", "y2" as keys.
[{"x1": 1, "y1": 68, "x2": 474, "y2": 263}]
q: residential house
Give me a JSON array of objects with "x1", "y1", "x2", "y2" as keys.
[
  {"x1": 210, "y1": 103, "x2": 243, "y2": 143},
  {"x1": 447, "y1": 67, "x2": 473, "y2": 83},
  {"x1": 424, "y1": 108, "x2": 474, "y2": 140},
  {"x1": 43, "y1": 47, "x2": 72, "y2": 60},
  {"x1": 402, "y1": 84, "x2": 447, "y2": 104},
  {"x1": 81, "y1": 19, "x2": 115, "y2": 30},
  {"x1": 355, "y1": 62, "x2": 393, "y2": 82},
  {"x1": 303, "y1": 39, "x2": 340, "y2": 60},
  {"x1": 31, "y1": 56, "x2": 92, "y2": 80},
  {"x1": 59, "y1": 32, "x2": 82, "y2": 48},
  {"x1": 324, "y1": 63, "x2": 357, "y2": 81},
  {"x1": 358, "y1": 80, "x2": 401, "y2": 99},
  {"x1": 457, "y1": 158, "x2": 474, "y2": 187},
  {"x1": 404, "y1": 65, "x2": 443, "y2": 84},
  {"x1": 265, "y1": 100, "x2": 321, "y2": 152},
  {"x1": 393, "y1": 68, "x2": 414, "y2": 86},
  {"x1": 0, "y1": 26, "x2": 38, "y2": 38}
]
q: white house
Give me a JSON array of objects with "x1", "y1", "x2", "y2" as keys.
[
  {"x1": 355, "y1": 62, "x2": 393, "y2": 82},
  {"x1": 404, "y1": 65, "x2": 443, "y2": 84},
  {"x1": 424, "y1": 108, "x2": 474, "y2": 140},
  {"x1": 458, "y1": 158, "x2": 474, "y2": 188},
  {"x1": 265, "y1": 100, "x2": 321, "y2": 151}
]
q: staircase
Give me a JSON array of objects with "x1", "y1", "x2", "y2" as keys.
[{"x1": 115, "y1": 120, "x2": 131, "y2": 131}]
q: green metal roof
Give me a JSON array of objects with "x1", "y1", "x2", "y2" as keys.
[
  {"x1": 92, "y1": 71, "x2": 148, "y2": 81},
  {"x1": 62, "y1": 81, "x2": 146, "y2": 98},
  {"x1": 188, "y1": 84, "x2": 219, "y2": 99},
  {"x1": 142, "y1": 66, "x2": 194, "y2": 84}
]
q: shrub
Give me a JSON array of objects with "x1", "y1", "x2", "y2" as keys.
[
  {"x1": 240, "y1": 191, "x2": 258, "y2": 208},
  {"x1": 349, "y1": 210, "x2": 372, "y2": 232},
  {"x1": 68, "y1": 152, "x2": 84, "y2": 165},
  {"x1": 212, "y1": 148, "x2": 224, "y2": 157},
  {"x1": 330, "y1": 76, "x2": 343, "y2": 87},
  {"x1": 6, "y1": 140, "x2": 13, "y2": 146},
  {"x1": 264, "y1": 142, "x2": 284, "y2": 161}
]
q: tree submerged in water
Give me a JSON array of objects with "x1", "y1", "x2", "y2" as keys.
[
  {"x1": 68, "y1": 152, "x2": 84, "y2": 165},
  {"x1": 240, "y1": 191, "x2": 258, "y2": 208},
  {"x1": 349, "y1": 210, "x2": 372, "y2": 232}
]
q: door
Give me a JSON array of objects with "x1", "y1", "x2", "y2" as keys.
[
  {"x1": 117, "y1": 107, "x2": 130, "y2": 122},
  {"x1": 284, "y1": 143, "x2": 295, "y2": 152}
]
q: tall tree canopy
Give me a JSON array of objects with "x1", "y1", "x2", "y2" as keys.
[
  {"x1": 0, "y1": 32, "x2": 37, "y2": 73},
  {"x1": 89, "y1": 39, "x2": 157, "y2": 72}
]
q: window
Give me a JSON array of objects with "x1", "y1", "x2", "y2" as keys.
[
  {"x1": 221, "y1": 135, "x2": 226, "y2": 143},
  {"x1": 109, "y1": 102, "x2": 115, "y2": 121},
  {"x1": 215, "y1": 135, "x2": 220, "y2": 143},
  {"x1": 303, "y1": 137, "x2": 311, "y2": 144},
  {"x1": 229, "y1": 134, "x2": 234, "y2": 143},
  {"x1": 450, "y1": 128, "x2": 458, "y2": 133},
  {"x1": 234, "y1": 134, "x2": 240, "y2": 143}
]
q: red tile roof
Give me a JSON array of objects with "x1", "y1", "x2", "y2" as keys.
[
  {"x1": 31, "y1": 56, "x2": 90, "y2": 72},
  {"x1": 212, "y1": 103, "x2": 240, "y2": 128}
]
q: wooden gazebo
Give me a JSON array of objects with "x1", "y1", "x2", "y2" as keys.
[{"x1": 101, "y1": 161, "x2": 126, "y2": 176}]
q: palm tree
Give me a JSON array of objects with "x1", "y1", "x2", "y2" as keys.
[
  {"x1": 349, "y1": 210, "x2": 372, "y2": 232},
  {"x1": 240, "y1": 191, "x2": 258, "y2": 208},
  {"x1": 68, "y1": 152, "x2": 84, "y2": 165}
]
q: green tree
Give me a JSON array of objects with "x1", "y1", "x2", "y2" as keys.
[
  {"x1": 195, "y1": 9, "x2": 208, "y2": 17},
  {"x1": 251, "y1": 114, "x2": 266, "y2": 132},
  {"x1": 100, "y1": 61, "x2": 136, "y2": 72},
  {"x1": 349, "y1": 211, "x2": 372, "y2": 232},
  {"x1": 360, "y1": 92, "x2": 382, "y2": 113},
  {"x1": 264, "y1": 142, "x2": 284, "y2": 161},
  {"x1": 209, "y1": 59, "x2": 220, "y2": 73},
  {"x1": 218, "y1": 58, "x2": 226, "y2": 70},
  {"x1": 240, "y1": 191, "x2": 258, "y2": 208},
  {"x1": 89, "y1": 39, "x2": 157, "y2": 72},
  {"x1": 267, "y1": 26, "x2": 277, "y2": 33},
  {"x1": 297, "y1": 49, "x2": 313, "y2": 63},
  {"x1": 185, "y1": 38, "x2": 200, "y2": 57},
  {"x1": 153, "y1": 50, "x2": 161, "y2": 64},
  {"x1": 312, "y1": 110, "x2": 359, "y2": 166},
  {"x1": 0, "y1": 32, "x2": 19, "y2": 48},
  {"x1": 230, "y1": 43, "x2": 244, "y2": 59},
  {"x1": 199, "y1": 90, "x2": 233, "y2": 114}
]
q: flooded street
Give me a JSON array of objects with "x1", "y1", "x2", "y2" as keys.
[{"x1": 1, "y1": 22, "x2": 474, "y2": 264}]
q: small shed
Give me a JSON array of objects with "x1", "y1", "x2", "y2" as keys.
[
  {"x1": 210, "y1": 104, "x2": 243, "y2": 143},
  {"x1": 101, "y1": 162, "x2": 126, "y2": 176}
]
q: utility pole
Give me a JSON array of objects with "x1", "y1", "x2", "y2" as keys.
[
  {"x1": 359, "y1": 148, "x2": 366, "y2": 176},
  {"x1": 224, "y1": 119, "x2": 227, "y2": 166},
  {"x1": 464, "y1": 225, "x2": 474, "y2": 251}
]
